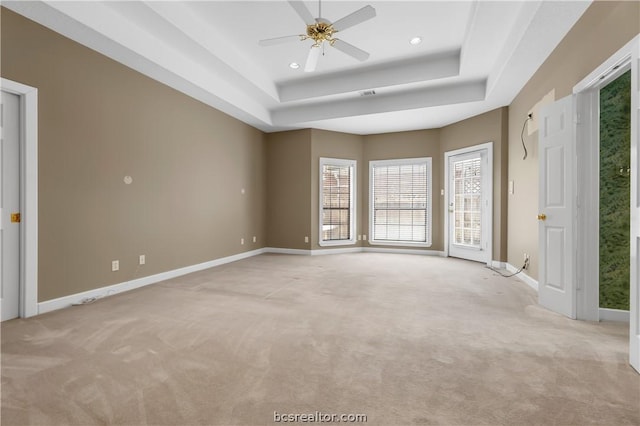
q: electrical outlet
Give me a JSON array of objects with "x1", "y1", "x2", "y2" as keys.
[
  {"x1": 253, "y1": 236, "x2": 257, "y2": 243},
  {"x1": 111, "y1": 260, "x2": 119, "y2": 272},
  {"x1": 523, "y1": 253, "x2": 529, "y2": 261},
  {"x1": 139, "y1": 255, "x2": 145, "y2": 265},
  {"x1": 363, "y1": 235, "x2": 367, "y2": 241},
  {"x1": 304, "y1": 236, "x2": 309, "y2": 243},
  {"x1": 241, "y1": 238, "x2": 245, "y2": 245}
]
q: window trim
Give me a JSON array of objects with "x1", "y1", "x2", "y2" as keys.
[
  {"x1": 319, "y1": 157, "x2": 357, "y2": 247},
  {"x1": 369, "y1": 157, "x2": 432, "y2": 247}
]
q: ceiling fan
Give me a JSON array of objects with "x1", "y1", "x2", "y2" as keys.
[{"x1": 258, "y1": 0, "x2": 376, "y2": 73}]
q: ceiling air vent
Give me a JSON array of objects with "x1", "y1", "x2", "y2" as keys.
[{"x1": 359, "y1": 89, "x2": 376, "y2": 96}]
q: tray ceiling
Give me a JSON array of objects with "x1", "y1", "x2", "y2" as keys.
[{"x1": 4, "y1": 1, "x2": 592, "y2": 134}]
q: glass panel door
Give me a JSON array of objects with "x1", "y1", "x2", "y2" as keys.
[{"x1": 453, "y1": 157, "x2": 482, "y2": 248}]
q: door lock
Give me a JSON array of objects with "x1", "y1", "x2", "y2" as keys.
[
  {"x1": 10, "y1": 213, "x2": 21, "y2": 223},
  {"x1": 537, "y1": 213, "x2": 546, "y2": 221}
]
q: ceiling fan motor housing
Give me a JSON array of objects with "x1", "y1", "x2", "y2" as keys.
[{"x1": 306, "y1": 21, "x2": 336, "y2": 46}]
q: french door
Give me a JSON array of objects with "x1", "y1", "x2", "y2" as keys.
[{"x1": 446, "y1": 144, "x2": 492, "y2": 264}]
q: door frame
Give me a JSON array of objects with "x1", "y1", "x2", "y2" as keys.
[
  {"x1": 443, "y1": 141, "x2": 493, "y2": 265},
  {"x1": 574, "y1": 36, "x2": 637, "y2": 323},
  {"x1": 573, "y1": 35, "x2": 639, "y2": 374},
  {"x1": 1, "y1": 78, "x2": 38, "y2": 318}
]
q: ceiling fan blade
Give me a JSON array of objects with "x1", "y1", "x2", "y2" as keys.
[
  {"x1": 288, "y1": 1, "x2": 316, "y2": 26},
  {"x1": 332, "y1": 39, "x2": 369, "y2": 62},
  {"x1": 258, "y1": 35, "x2": 302, "y2": 47},
  {"x1": 332, "y1": 5, "x2": 376, "y2": 32},
  {"x1": 305, "y1": 46, "x2": 321, "y2": 72}
]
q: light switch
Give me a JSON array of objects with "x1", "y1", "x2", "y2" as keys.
[{"x1": 509, "y1": 180, "x2": 514, "y2": 194}]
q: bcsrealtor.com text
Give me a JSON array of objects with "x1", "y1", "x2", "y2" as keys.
[{"x1": 274, "y1": 411, "x2": 367, "y2": 423}]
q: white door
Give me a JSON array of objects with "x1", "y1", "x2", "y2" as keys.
[
  {"x1": 447, "y1": 147, "x2": 491, "y2": 263},
  {"x1": 1, "y1": 90, "x2": 21, "y2": 321},
  {"x1": 538, "y1": 95, "x2": 576, "y2": 319},
  {"x1": 629, "y1": 41, "x2": 640, "y2": 374}
]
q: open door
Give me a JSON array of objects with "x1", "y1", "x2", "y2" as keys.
[
  {"x1": 1, "y1": 90, "x2": 21, "y2": 321},
  {"x1": 538, "y1": 95, "x2": 576, "y2": 319},
  {"x1": 629, "y1": 42, "x2": 640, "y2": 373}
]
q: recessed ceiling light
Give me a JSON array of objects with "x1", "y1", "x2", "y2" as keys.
[
  {"x1": 289, "y1": 62, "x2": 300, "y2": 69},
  {"x1": 409, "y1": 36, "x2": 422, "y2": 45}
]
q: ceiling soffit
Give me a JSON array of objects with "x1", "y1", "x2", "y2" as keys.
[{"x1": 2, "y1": 1, "x2": 592, "y2": 134}]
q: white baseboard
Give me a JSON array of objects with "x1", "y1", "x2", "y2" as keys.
[
  {"x1": 491, "y1": 260, "x2": 507, "y2": 269},
  {"x1": 36, "y1": 248, "x2": 523, "y2": 316},
  {"x1": 38, "y1": 248, "x2": 267, "y2": 315},
  {"x1": 505, "y1": 263, "x2": 539, "y2": 292},
  {"x1": 599, "y1": 308, "x2": 630, "y2": 322},
  {"x1": 264, "y1": 247, "x2": 444, "y2": 256},
  {"x1": 311, "y1": 247, "x2": 362, "y2": 255},
  {"x1": 264, "y1": 247, "x2": 312, "y2": 255},
  {"x1": 363, "y1": 247, "x2": 445, "y2": 256}
]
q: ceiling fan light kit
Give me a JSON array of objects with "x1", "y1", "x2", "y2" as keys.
[
  {"x1": 259, "y1": 0, "x2": 376, "y2": 73},
  {"x1": 304, "y1": 20, "x2": 336, "y2": 47}
]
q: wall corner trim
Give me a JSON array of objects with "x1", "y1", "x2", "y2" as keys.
[
  {"x1": 363, "y1": 247, "x2": 445, "y2": 256},
  {"x1": 38, "y1": 248, "x2": 268, "y2": 315},
  {"x1": 506, "y1": 263, "x2": 539, "y2": 292},
  {"x1": 264, "y1": 248, "x2": 312, "y2": 255},
  {"x1": 264, "y1": 247, "x2": 445, "y2": 256},
  {"x1": 37, "y1": 249, "x2": 507, "y2": 317},
  {"x1": 599, "y1": 308, "x2": 630, "y2": 322}
]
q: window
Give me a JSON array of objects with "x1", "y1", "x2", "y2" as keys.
[
  {"x1": 452, "y1": 156, "x2": 482, "y2": 247},
  {"x1": 369, "y1": 157, "x2": 432, "y2": 246},
  {"x1": 319, "y1": 158, "x2": 356, "y2": 246}
]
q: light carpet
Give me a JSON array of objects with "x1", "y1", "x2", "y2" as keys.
[{"x1": 1, "y1": 253, "x2": 639, "y2": 425}]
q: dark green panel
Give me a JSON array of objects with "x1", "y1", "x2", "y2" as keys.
[{"x1": 599, "y1": 70, "x2": 631, "y2": 310}]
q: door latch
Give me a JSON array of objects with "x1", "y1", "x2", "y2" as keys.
[{"x1": 10, "y1": 213, "x2": 21, "y2": 223}]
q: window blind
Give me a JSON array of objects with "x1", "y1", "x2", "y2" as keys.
[
  {"x1": 321, "y1": 162, "x2": 353, "y2": 242},
  {"x1": 371, "y1": 159, "x2": 431, "y2": 244}
]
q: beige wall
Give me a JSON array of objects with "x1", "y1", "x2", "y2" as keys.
[
  {"x1": 310, "y1": 129, "x2": 364, "y2": 250},
  {"x1": 508, "y1": 0, "x2": 640, "y2": 279},
  {"x1": 1, "y1": 9, "x2": 267, "y2": 301},
  {"x1": 6, "y1": 1, "x2": 633, "y2": 302},
  {"x1": 265, "y1": 129, "x2": 312, "y2": 249},
  {"x1": 267, "y1": 111, "x2": 508, "y2": 257}
]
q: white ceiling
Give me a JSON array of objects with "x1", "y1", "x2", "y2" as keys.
[{"x1": 4, "y1": 1, "x2": 592, "y2": 135}]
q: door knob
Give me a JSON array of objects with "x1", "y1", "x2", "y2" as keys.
[{"x1": 537, "y1": 213, "x2": 546, "y2": 221}]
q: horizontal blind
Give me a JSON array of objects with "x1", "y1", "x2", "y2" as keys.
[
  {"x1": 322, "y1": 163, "x2": 352, "y2": 241},
  {"x1": 372, "y1": 161, "x2": 430, "y2": 243}
]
